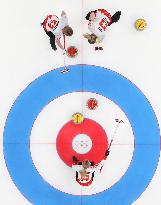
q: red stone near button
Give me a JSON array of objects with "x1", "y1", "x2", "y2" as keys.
[
  {"x1": 67, "y1": 46, "x2": 78, "y2": 58},
  {"x1": 87, "y1": 98, "x2": 98, "y2": 110}
]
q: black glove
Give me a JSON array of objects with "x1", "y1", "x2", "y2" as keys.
[
  {"x1": 90, "y1": 161, "x2": 95, "y2": 166},
  {"x1": 72, "y1": 156, "x2": 79, "y2": 163},
  {"x1": 105, "y1": 150, "x2": 110, "y2": 157}
]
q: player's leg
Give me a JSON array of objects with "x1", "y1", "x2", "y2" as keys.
[
  {"x1": 44, "y1": 30, "x2": 57, "y2": 51},
  {"x1": 91, "y1": 172, "x2": 95, "y2": 181},
  {"x1": 49, "y1": 35, "x2": 57, "y2": 51},
  {"x1": 108, "y1": 11, "x2": 121, "y2": 26},
  {"x1": 76, "y1": 171, "x2": 79, "y2": 181}
]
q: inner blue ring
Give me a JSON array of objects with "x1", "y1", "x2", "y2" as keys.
[{"x1": 3, "y1": 65, "x2": 160, "y2": 205}]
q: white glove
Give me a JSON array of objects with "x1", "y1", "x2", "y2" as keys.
[
  {"x1": 96, "y1": 37, "x2": 102, "y2": 44},
  {"x1": 63, "y1": 49, "x2": 66, "y2": 55},
  {"x1": 61, "y1": 11, "x2": 66, "y2": 17}
]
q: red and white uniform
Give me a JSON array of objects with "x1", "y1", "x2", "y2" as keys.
[
  {"x1": 72, "y1": 158, "x2": 106, "y2": 186},
  {"x1": 43, "y1": 13, "x2": 68, "y2": 40},
  {"x1": 88, "y1": 9, "x2": 112, "y2": 41}
]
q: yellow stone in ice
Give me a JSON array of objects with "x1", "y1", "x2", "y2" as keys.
[
  {"x1": 72, "y1": 113, "x2": 84, "y2": 124},
  {"x1": 135, "y1": 19, "x2": 147, "y2": 31}
]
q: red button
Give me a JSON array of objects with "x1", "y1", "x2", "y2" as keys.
[{"x1": 56, "y1": 118, "x2": 108, "y2": 167}]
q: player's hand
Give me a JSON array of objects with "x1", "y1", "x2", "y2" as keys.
[
  {"x1": 105, "y1": 150, "x2": 110, "y2": 156},
  {"x1": 61, "y1": 11, "x2": 66, "y2": 17},
  {"x1": 96, "y1": 38, "x2": 102, "y2": 44},
  {"x1": 73, "y1": 156, "x2": 79, "y2": 162},
  {"x1": 63, "y1": 49, "x2": 66, "y2": 55}
]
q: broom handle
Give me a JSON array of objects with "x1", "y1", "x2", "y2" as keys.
[
  {"x1": 63, "y1": 34, "x2": 66, "y2": 49},
  {"x1": 108, "y1": 139, "x2": 113, "y2": 150}
]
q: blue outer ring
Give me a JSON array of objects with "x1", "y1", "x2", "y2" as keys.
[{"x1": 3, "y1": 65, "x2": 160, "y2": 205}]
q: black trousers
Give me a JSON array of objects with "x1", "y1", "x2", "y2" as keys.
[{"x1": 45, "y1": 30, "x2": 57, "y2": 51}]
